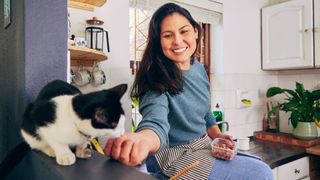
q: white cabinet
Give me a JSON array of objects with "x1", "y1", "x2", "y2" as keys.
[
  {"x1": 315, "y1": 0, "x2": 320, "y2": 67},
  {"x1": 272, "y1": 156, "x2": 310, "y2": 180},
  {"x1": 261, "y1": 0, "x2": 316, "y2": 70}
]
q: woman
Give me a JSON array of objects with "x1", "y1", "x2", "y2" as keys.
[{"x1": 104, "y1": 3, "x2": 273, "y2": 180}]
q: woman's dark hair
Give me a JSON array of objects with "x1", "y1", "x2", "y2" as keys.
[{"x1": 130, "y1": 3, "x2": 201, "y2": 98}]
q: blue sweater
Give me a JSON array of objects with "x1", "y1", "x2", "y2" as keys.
[{"x1": 136, "y1": 60, "x2": 216, "y2": 149}]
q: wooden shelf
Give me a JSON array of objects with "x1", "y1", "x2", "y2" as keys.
[
  {"x1": 68, "y1": 46, "x2": 107, "y2": 66},
  {"x1": 68, "y1": 0, "x2": 107, "y2": 11}
]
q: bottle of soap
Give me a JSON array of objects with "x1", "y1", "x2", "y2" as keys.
[{"x1": 213, "y1": 103, "x2": 223, "y2": 132}]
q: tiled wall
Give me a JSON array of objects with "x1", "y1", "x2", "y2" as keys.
[
  {"x1": 278, "y1": 70, "x2": 320, "y2": 90},
  {"x1": 211, "y1": 0, "x2": 274, "y2": 138},
  {"x1": 210, "y1": 73, "x2": 278, "y2": 138}
]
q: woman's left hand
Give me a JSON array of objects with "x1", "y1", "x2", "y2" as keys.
[
  {"x1": 207, "y1": 124, "x2": 234, "y2": 142},
  {"x1": 215, "y1": 133, "x2": 234, "y2": 142}
]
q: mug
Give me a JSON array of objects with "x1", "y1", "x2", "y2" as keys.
[
  {"x1": 74, "y1": 65, "x2": 91, "y2": 86},
  {"x1": 91, "y1": 64, "x2": 106, "y2": 86},
  {"x1": 237, "y1": 137, "x2": 250, "y2": 151},
  {"x1": 74, "y1": 37, "x2": 87, "y2": 47}
]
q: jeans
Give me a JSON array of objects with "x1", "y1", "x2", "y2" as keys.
[{"x1": 146, "y1": 154, "x2": 273, "y2": 180}]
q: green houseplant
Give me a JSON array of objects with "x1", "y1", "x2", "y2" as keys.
[{"x1": 266, "y1": 82, "x2": 320, "y2": 140}]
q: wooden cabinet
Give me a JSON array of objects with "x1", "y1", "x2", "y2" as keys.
[
  {"x1": 272, "y1": 156, "x2": 310, "y2": 180},
  {"x1": 261, "y1": 0, "x2": 316, "y2": 70}
]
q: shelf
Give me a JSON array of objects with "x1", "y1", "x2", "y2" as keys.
[
  {"x1": 68, "y1": 0, "x2": 107, "y2": 11},
  {"x1": 68, "y1": 46, "x2": 108, "y2": 66}
]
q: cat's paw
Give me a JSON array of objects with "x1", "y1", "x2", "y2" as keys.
[
  {"x1": 76, "y1": 147, "x2": 92, "y2": 158},
  {"x1": 56, "y1": 153, "x2": 76, "y2": 166},
  {"x1": 42, "y1": 146, "x2": 56, "y2": 157}
]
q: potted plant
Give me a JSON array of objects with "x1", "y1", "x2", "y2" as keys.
[{"x1": 266, "y1": 82, "x2": 320, "y2": 140}]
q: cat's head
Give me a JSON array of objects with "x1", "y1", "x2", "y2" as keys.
[{"x1": 72, "y1": 84, "x2": 127, "y2": 131}]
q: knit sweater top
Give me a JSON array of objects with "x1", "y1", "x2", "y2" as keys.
[{"x1": 136, "y1": 60, "x2": 216, "y2": 149}]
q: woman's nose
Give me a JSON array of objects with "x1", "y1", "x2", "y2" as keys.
[{"x1": 173, "y1": 34, "x2": 183, "y2": 45}]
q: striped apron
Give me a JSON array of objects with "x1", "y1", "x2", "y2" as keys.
[{"x1": 154, "y1": 134, "x2": 214, "y2": 180}]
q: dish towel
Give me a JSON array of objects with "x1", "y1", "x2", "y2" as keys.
[{"x1": 154, "y1": 134, "x2": 214, "y2": 180}]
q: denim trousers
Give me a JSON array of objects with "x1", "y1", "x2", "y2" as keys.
[{"x1": 146, "y1": 154, "x2": 274, "y2": 180}]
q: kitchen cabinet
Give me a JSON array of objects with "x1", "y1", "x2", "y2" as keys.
[
  {"x1": 315, "y1": 0, "x2": 320, "y2": 67},
  {"x1": 272, "y1": 156, "x2": 310, "y2": 180},
  {"x1": 261, "y1": 0, "x2": 318, "y2": 70}
]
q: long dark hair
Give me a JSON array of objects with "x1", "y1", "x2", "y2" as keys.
[{"x1": 130, "y1": 3, "x2": 201, "y2": 98}]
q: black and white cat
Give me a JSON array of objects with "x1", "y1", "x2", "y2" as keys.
[{"x1": 0, "y1": 80, "x2": 127, "y2": 177}]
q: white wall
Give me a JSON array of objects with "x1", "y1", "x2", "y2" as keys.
[
  {"x1": 211, "y1": 0, "x2": 279, "y2": 138},
  {"x1": 68, "y1": 0, "x2": 131, "y2": 133}
]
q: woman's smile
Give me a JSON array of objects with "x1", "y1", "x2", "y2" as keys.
[{"x1": 172, "y1": 47, "x2": 187, "y2": 53}]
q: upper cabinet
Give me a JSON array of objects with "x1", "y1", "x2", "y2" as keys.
[
  {"x1": 315, "y1": 0, "x2": 320, "y2": 67},
  {"x1": 261, "y1": 0, "x2": 318, "y2": 70}
]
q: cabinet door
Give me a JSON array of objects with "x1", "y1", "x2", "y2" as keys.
[
  {"x1": 272, "y1": 168, "x2": 278, "y2": 180},
  {"x1": 262, "y1": 0, "x2": 314, "y2": 70},
  {"x1": 278, "y1": 156, "x2": 309, "y2": 180},
  {"x1": 315, "y1": 0, "x2": 320, "y2": 67}
]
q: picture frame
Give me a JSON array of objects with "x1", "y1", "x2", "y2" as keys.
[{"x1": 4, "y1": 0, "x2": 11, "y2": 28}]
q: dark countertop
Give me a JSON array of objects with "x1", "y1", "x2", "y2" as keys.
[
  {"x1": 7, "y1": 150, "x2": 157, "y2": 180},
  {"x1": 244, "y1": 139, "x2": 307, "y2": 169}
]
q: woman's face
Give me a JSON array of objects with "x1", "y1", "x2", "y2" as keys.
[{"x1": 160, "y1": 13, "x2": 198, "y2": 70}]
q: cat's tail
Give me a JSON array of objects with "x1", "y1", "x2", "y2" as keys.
[{"x1": 0, "y1": 142, "x2": 30, "y2": 179}]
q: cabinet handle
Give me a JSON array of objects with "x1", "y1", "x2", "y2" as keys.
[
  {"x1": 304, "y1": 28, "x2": 313, "y2": 32},
  {"x1": 294, "y1": 169, "x2": 300, "y2": 174}
]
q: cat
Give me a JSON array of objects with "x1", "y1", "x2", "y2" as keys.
[{"x1": 0, "y1": 80, "x2": 127, "y2": 178}]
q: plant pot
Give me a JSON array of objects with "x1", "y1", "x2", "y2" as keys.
[{"x1": 292, "y1": 122, "x2": 318, "y2": 140}]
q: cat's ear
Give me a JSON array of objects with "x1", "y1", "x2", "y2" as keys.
[{"x1": 109, "y1": 84, "x2": 127, "y2": 99}]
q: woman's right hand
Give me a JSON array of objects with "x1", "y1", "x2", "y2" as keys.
[{"x1": 103, "y1": 131, "x2": 155, "y2": 166}]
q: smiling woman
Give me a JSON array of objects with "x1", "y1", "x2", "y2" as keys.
[
  {"x1": 129, "y1": 1, "x2": 214, "y2": 129},
  {"x1": 105, "y1": 2, "x2": 274, "y2": 180}
]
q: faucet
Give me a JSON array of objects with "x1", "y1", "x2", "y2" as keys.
[{"x1": 215, "y1": 121, "x2": 229, "y2": 132}]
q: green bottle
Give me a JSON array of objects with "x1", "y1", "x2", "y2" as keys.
[{"x1": 213, "y1": 103, "x2": 223, "y2": 132}]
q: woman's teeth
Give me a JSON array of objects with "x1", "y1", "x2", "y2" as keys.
[{"x1": 173, "y1": 47, "x2": 186, "y2": 53}]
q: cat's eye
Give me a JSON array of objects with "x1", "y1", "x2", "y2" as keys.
[{"x1": 97, "y1": 111, "x2": 106, "y2": 117}]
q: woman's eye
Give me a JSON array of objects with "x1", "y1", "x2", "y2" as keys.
[
  {"x1": 181, "y1": 30, "x2": 189, "y2": 34},
  {"x1": 162, "y1": 34, "x2": 172, "y2": 38}
]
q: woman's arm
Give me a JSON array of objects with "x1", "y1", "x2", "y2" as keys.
[
  {"x1": 103, "y1": 129, "x2": 160, "y2": 166},
  {"x1": 207, "y1": 124, "x2": 233, "y2": 141}
]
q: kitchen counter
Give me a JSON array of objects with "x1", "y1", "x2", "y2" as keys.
[
  {"x1": 245, "y1": 139, "x2": 307, "y2": 169},
  {"x1": 7, "y1": 150, "x2": 156, "y2": 180}
]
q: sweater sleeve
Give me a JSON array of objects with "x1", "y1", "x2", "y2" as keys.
[
  {"x1": 205, "y1": 109, "x2": 216, "y2": 128},
  {"x1": 135, "y1": 91, "x2": 170, "y2": 150}
]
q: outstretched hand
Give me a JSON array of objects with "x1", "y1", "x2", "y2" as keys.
[{"x1": 103, "y1": 132, "x2": 152, "y2": 166}]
